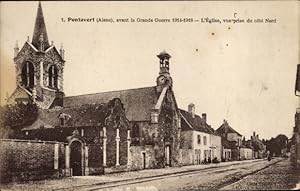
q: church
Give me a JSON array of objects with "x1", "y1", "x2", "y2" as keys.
[{"x1": 7, "y1": 2, "x2": 182, "y2": 176}]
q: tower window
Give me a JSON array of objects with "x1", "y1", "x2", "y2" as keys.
[
  {"x1": 48, "y1": 65, "x2": 58, "y2": 88},
  {"x1": 21, "y1": 62, "x2": 34, "y2": 89}
]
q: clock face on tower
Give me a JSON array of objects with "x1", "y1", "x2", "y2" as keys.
[{"x1": 157, "y1": 75, "x2": 166, "y2": 85}]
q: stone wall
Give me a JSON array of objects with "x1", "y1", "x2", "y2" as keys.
[
  {"x1": 0, "y1": 139, "x2": 66, "y2": 183},
  {"x1": 181, "y1": 149, "x2": 193, "y2": 166},
  {"x1": 87, "y1": 144, "x2": 103, "y2": 175},
  {"x1": 130, "y1": 145, "x2": 156, "y2": 170},
  {"x1": 105, "y1": 127, "x2": 128, "y2": 167},
  {"x1": 155, "y1": 89, "x2": 181, "y2": 168}
]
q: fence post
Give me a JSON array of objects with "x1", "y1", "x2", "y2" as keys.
[
  {"x1": 127, "y1": 129, "x2": 131, "y2": 167},
  {"x1": 103, "y1": 127, "x2": 107, "y2": 167},
  {"x1": 85, "y1": 146, "x2": 89, "y2": 175},
  {"x1": 116, "y1": 128, "x2": 120, "y2": 167},
  {"x1": 54, "y1": 143, "x2": 59, "y2": 170},
  {"x1": 65, "y1": 145, "x2": 70, "y2": 176}
]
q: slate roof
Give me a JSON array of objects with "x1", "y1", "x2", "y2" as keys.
[
  {"x1": 23, "y1": 103, "x2": 109, "y2": 130},
  {"x1": 179, "y1": 109, "x2": 218, "y2": 135},
  {"x1": 32, "y1": 2, "x2": 50, "y2": 50},
  {"x1": 217, "y1": 122, "x2": 242, "y2": 137},
  {"x1": 63, "y1": 86, "x2": 158, "y2": 121}
]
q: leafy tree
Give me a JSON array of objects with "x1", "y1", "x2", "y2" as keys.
[
  {"x1": 0, "y1": 102, "x2": 38, "y2": 138},
  {"x1": 265, "y1": 134, "x2": 288, "y2": 156}
]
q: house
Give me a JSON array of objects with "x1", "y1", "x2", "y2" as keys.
[
  {"x1": 240, "y1": 137, "x2": 254, "y2": 160},
  {"x1": 7, "y1": 2, "x2": 182, "y2": 176},
  {"x1": 239, "y1": 146, "x2": 253, "y2": 160},
  {"x1": 291, "y1": 64, "x2": 300, "y2": 168},
  {"x1": 180, "y1": 104, "x2": 222, "y2": 165},
  {"x1": 251, "y1": 132, "x2": 266, "y2": 159},
  {"x1": 217, "y1": 120, "x2": 243, "y2": 161}
]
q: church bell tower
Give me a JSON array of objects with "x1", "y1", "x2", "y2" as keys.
[
  {"x1": 156, "y1": 51, "x2": 173, "y2": 92},
  {"x1": 8, "y1": 2, "x2": 65, "y2": 109}
]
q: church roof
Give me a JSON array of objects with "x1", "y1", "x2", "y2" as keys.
[
  {"x1": 23, "y1": 103, "x2": 109, "y2": 130},
  {"x1": 217, "y1": 121, "x2": 242, "y2": 136},
  {"x1": 32, "y1": 2, "x2": 50, "y2": 50},
  {"x1": 179, "y1": 109, "x2": 218, "y2": 135},
  {"x1": 64, "y1": 86, "x2": 159, "y2": 121}
]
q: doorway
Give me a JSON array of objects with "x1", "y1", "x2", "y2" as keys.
[
  {"x1": 70, "y1": 141, "x2": 82, "y2": 176},
  {"x1": 142, "y1": 152, "x2": 146, "y2": 169}
]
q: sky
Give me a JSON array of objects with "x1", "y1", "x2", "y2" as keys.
[{"x1": 0, "y1": 1, "x2": 299, "y2": 140}]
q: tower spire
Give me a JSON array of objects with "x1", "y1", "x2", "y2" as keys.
[{"x1": 32, "y1": 1, "x2": 50, "y2": 50}]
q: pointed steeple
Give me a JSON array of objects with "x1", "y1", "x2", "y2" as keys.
[{"x1": 32, "y1": 1, "x2": 50, "y2": 50}]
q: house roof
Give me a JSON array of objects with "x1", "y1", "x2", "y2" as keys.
[
  {"x1": 216, "y1": 121, "x2": 242, "y2": 136},
  {"x1": 23, "y1": 103, "x2": 109, "y2": 130},
  {"x1": 179, "y1": 109, "x2": 218, "y2": 135},
  {"x1": 63, "y1": 86, "x2": 158, "y2": 121}
]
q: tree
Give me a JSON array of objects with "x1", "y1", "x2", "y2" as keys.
[
  {"x1": 265, "y1": 134, "x2": 288, "y2": 157},
  {"x1": 0, "y1": 102, "x2": 38, "y2": 138}
]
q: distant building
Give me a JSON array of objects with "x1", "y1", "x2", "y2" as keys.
[
  {"x1": 239, "y1": 147, "x2": 253, "y2": 160},
  {"x1": 240, "y1": 137, "x2": 254, "y2": 160},
  {"x1": 251, "y1": 132, "x2": 266, "y2": 159},
  {"x1": 180, "y1": 104, "x2": 222, "y2": 165},
  {"x1": 217, "y1": 120, "x2": 242, "y2": 161}
]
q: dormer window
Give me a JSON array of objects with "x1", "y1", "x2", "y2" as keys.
[
  {"x1": 48, "y1": 65, "x2": 58, "y2": 89},
  {"x1": 58, "y1": 113, "x2": 71, "y2": 127},
  {"x1": 59, "y1": 117, "x2": 64, "y2": 126}
]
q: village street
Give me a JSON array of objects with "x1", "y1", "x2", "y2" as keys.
[{"x1": 1, "y1": 157, "x2": 299, "y2": 191}]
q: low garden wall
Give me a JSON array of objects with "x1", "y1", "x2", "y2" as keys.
[{"x1": 0, "y1": 139, "x2": 67, "y2": 183}]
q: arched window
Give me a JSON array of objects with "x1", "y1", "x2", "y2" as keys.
[
  {"x1": 21, "y1": 62, "x2": 34, "y2": 89},
  {"x1": 48, "y1": 65, "x2": 58, "y2": 88}
]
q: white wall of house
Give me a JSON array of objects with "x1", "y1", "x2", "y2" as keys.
[
  {"x1": 240, "y1": 148, "x2": 253, "y2": 160},
  {"x1": 193, "y1": 131, "x2": 211, "y2": 163},
  {"x1": 210, "y1": 134, "x2": 222, "y2": 160}
]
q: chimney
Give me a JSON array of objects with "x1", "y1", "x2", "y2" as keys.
[
  {"x1": 188, "y1": 103, "x2": 195, "y2": 117},
  {"x1": 202, "y1": 113, "x2": 207, "y2": 123}
]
